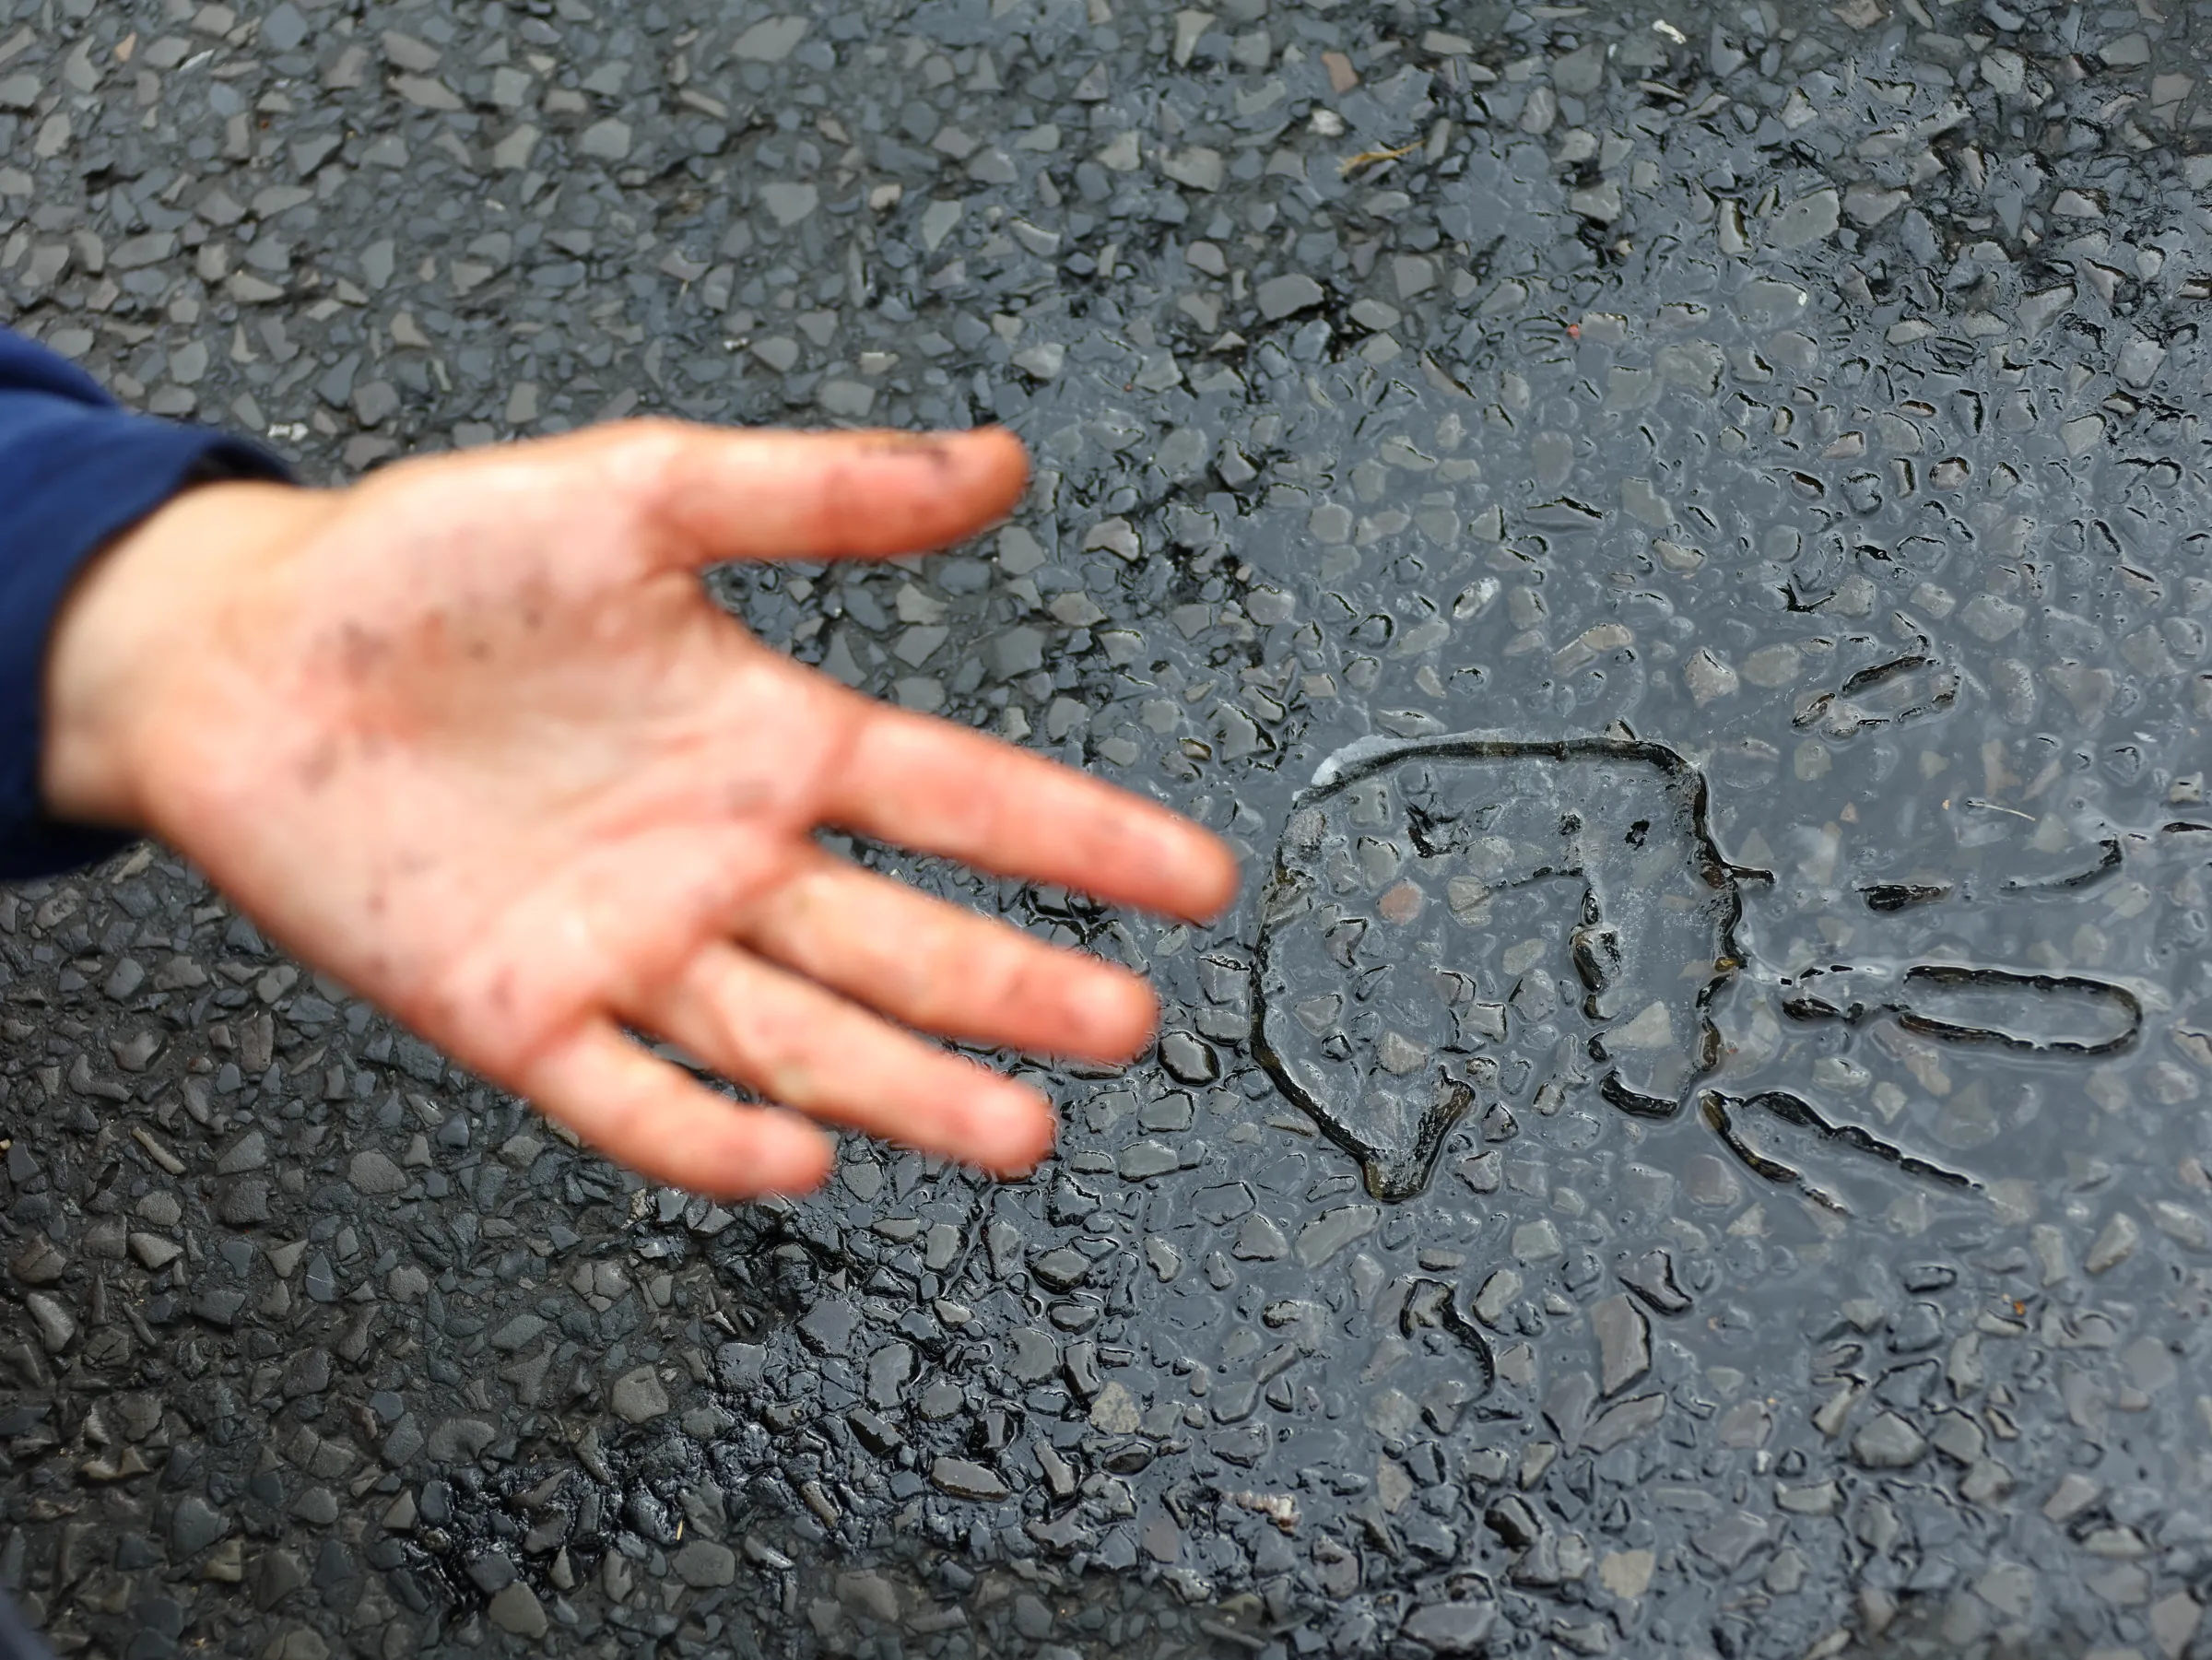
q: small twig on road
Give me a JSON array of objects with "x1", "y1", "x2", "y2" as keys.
[{"x1": 1339, "y1": 139, "x2": 1419, "y2": 178}]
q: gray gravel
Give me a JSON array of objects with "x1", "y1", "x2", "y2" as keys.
[{"x1": 7, "y1": 0, "x2": 2212, "y2": 1657}]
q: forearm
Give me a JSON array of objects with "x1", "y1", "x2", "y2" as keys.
[
  {"x1": 0, "y1": 325, "x2": 293, "y2": 871},
  {"x1": 41, "y1": 479, "x2": 329, "y2": 829}
]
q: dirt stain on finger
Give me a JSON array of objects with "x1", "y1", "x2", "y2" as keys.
[{"x1": 854, "y1": 431, "x2": 963, "y2": 468}]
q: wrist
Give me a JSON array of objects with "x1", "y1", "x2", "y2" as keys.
[{"x1": 41, "y1": 479, "x2": 330, "y2": 829}]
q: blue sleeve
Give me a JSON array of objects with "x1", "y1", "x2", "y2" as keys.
[
  {"x1": 0, "y1": 1583, "x2": 53, "y2": 1660},
  {"x1": 0, "y1": 327, "x2": 292, "y2": 879}
]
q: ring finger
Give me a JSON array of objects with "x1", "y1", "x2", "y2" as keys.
[{"x1": 645, "y1": 940, "x2": 1058, "y2": 1175}]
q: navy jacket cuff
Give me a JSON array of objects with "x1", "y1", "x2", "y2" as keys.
[{"x1": 0, "y1": 386, "x2": 291, "y2": 879}]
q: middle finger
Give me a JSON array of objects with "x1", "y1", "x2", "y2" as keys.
[{"x1": 734, "y1": 849, "x2": 1159, "y2": 1062}]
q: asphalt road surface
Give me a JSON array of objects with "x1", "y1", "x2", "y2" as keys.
[{"x1": 5, "y1": 0, "x2": 2212, "y2": 1656}]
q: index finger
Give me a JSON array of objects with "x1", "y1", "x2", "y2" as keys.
[
  {"x1": 633, "y1": 424, "x2": 1030, "y2": 565},
  {"x1": 827, "y1": 699, "x2": 1241, "y2": 924}
]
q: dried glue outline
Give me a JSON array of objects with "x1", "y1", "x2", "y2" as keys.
[
  {"x1": 1253, "y1": 736, "x2": 1746, "y2": 1202},
  {"x1": 1780, "y1": 964, "x2": 2143, "y2": 1057},
  {"x1": 1700, "y1": 1091, "x2": 1974, "y2": 1216},
  {"x1": 1255, "y1": 733, "x2": 2151, "y2": 1211},
  {"x1": 1694, "y1": 962, "x2": 2142, "y2": 1211},
  {"x1": 1859, "y1": 835, "x2": 2123, "y2": 910},
  {"x1": 1398, "y1": 1276, "x2": 1497, "y2": 1389},
  {"x1": 1793, "y1": 649, "x2": 1959, "y2": 739},
  {"x1": 2002, "y1": 839, "x2": 2124, "y2": 894},
  {"x1": 1714, "y1": 891, "x2": 2150, "y2": 1213}
]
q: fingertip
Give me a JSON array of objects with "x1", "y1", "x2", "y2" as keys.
[
  {"x1": 964, "y1": 425, "x2": 1031, "y2": 513},
  {"x1": 966, "y1": 422, "x2": 1030, "y2": 469},
  {"x1": 1075, "y1": 965, "x2": 1159, "y2": 1062},
  {"x1": 867, "y1": 424, "x2": 1025, "y2": 480},
  {"x1": 1177, "y1": 832, "x2": 1243, "y2": 924},
  {"x1": 973, "y1": 1081, "x2": 1058, "y2": 1179},
  {"x1": 770, "y1": 1115, "x2": 840, "y2": 1193},
  {"x1": 707, "y1": 1112, "x2": 836, "y2": 1199}
]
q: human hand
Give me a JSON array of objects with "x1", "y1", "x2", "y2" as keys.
[{"x1": 41, "y1": 422, "x2": 1238, "y2": 1196}]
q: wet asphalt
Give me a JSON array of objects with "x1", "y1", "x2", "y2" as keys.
[{"x1": 6, "y1": 0, "x2": 2212, "y2": 1655}]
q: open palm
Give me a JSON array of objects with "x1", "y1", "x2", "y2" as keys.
[{"x1": 76, "y1": 422, "x2": 1236, "y2": 1196}]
